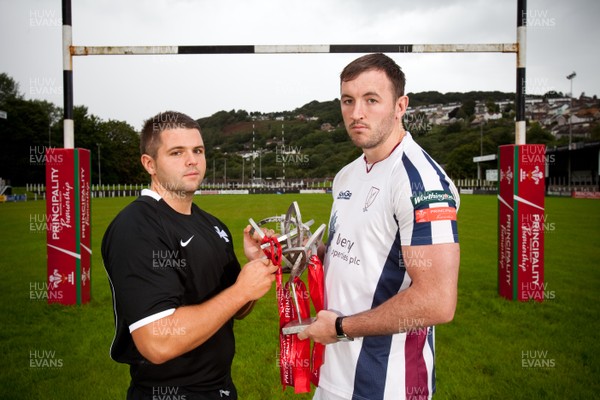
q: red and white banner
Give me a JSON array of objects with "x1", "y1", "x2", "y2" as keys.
[
  {"x1": 79, "y1": 149, "x2": 92, "y2": 303},
  {"x1": 46, "y1": 148, "x2": 91, "y2": 305},
  {"x1": 572, "y1": 191, "x2": 600, "y2": 199},
  {"x1": 262, "y1": 237, "x2": 324, "y2": 393},
  {"x1": 497, "y1": 145, "x2": 515, "y2": 300},
  {"x1": 498, "y1": 144, "x2": 545, "y2": 302}
]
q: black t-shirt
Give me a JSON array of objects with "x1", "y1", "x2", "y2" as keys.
[{"x1": 101, "y1": 191, "x2": 241, "y2": 391}]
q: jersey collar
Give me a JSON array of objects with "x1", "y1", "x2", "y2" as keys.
[
  {"x1": 141, "y1": 188, "x2": 161, "y2": 201},
  {"x1": 363, "y1": 133, "x2": 407, "y2": 173}
]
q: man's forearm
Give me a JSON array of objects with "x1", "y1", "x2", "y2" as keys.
[
  {"x1": 133, "y1": 257, "x2": 277, "y2": 363},
  {"x1": 340, "y1": 285, "x2": 456, "y2": 338},
  {"x1": 234, "y1": 300, "x2": 256, "y2": 320},
  {"x1": 339, "y1": 243, "x2": 460, "y2": 338},
  {"x1": 299, "y1": 243, "x2": 459, "y2": 344},
  {"x1": 132, "y1": 284, "x2": 250, "y2": 364}
]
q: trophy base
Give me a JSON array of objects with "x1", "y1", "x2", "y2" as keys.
[{"x1": 281, "y1": 317, "x2": 316, "y2": 335}]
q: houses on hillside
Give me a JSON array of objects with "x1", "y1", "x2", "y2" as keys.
[
  {"x1": 403, "y1": 94, "x2": 599, "y2": 139},
  {"x1": 249, "y1": 94, "x2": 599, "y2": 139},
  {"x1": 526, "y1": 96, "x2": 599, "y2": 140}
]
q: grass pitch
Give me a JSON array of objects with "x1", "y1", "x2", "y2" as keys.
[{"x1": 0, "y1": 194, "x2": 598, "y2": 399}]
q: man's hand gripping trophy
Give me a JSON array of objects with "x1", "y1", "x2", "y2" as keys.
[{"x1": 249, "y1": 201, "x2": 326, "y2": 334}]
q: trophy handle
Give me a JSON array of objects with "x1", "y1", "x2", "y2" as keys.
[{"x1": 282, "y1": 317, "x2": 317, "y2": 335}]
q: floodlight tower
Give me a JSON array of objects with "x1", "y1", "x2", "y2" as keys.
[{"x1": 566, "y1": 71, "x2": 576, "y2": 190}]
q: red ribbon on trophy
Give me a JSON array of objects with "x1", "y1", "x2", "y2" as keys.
[
  {"x1": 307, "y1": 254, "x2": 324, "y2": 386},
  {"x1": 252, "y1": 202, "x2": 326, "y2": 393}
]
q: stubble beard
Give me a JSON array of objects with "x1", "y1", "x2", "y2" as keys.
[
  {"x1": 348, "y1": 109, "x2": 397, "y2": 150},
  {"x1": 156, "y1": 174, "x2": 201, "y2": 201}
]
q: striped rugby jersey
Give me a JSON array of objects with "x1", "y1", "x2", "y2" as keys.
[{"x1": 319, "y1": 132, "x2": 459, "y2": 400}]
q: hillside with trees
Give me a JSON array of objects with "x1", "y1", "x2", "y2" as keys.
[
  {"x1": 0, "y1": 73, "x2": 146, "y2": 187},
  {"x1": 1, "y1": 72, "x2": 597, "y2": 187}
]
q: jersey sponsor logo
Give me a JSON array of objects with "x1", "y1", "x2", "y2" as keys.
[
  {"x1": 411, "y1": 190, "x2": 455, "y2": 208},
  {"x1": 214, "y1": 226, "x2": 230, "y2": 242},
  {"x1": 180, "y1": 235, "x2": 194, "y2": 247},
  {"x1": 415, "y1": 207, "x2": 457, "y2": 223},
  {"x1": 337, "y1": 190, "x2": 352, "y2": 200},
  {"x1": 363, "y1": 186, "x2": 380, "y2": 212},
  {"x1": 330, "y1": 233, "x2": 361, "y2": 265}
]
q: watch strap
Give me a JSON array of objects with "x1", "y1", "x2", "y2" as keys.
[{"x1": 335, "y1": 316, "x2": 353, "y2": 341}]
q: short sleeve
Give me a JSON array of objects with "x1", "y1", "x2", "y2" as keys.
[
  {"x1": 102, "y1": 202, "x2": 185, "y2": 331},
  {"x1": 392, "y1": 149, "x2": 459, "y2": 246}
]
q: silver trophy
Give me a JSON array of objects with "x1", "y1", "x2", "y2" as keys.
[{"x1": 249, "y1": 201, "x2": 325, "y2": 335}]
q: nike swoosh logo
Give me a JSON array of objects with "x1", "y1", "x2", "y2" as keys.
[{"x1": 180, "y1": 236, "x2": 194, "y2": 247}]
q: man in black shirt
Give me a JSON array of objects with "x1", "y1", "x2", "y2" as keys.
[{"x1": 102, "y1": 111, "x2": 277, "y2": 399}]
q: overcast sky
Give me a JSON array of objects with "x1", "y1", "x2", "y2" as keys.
[{"x1": 1, "y1": 0, "x2": 598, "y2": 129}]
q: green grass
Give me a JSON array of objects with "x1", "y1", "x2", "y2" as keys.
[{"x1": 0, "y1": 194, "x2": 598, "y2": 399}]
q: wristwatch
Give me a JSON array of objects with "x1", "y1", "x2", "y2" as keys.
[{"x1": 335, "y1": 316, "x2": 353, "y2": 342}]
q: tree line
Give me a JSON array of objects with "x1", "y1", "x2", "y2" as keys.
[{"x1": 2, "y1": 72, "x2": 594, "y2": 187}]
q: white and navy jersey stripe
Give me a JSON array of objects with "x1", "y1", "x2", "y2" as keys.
[
  {"x1": 320, "y1": 132, "x2": 459, "y2": 400},
  {"x1": 394, "y1": 136, "x2": 459, "y2": 247}
]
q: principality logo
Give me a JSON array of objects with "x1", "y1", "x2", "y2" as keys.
[
  {"x1": 337, "y1": 190, "x2": 352, "y2": 200},
  {"x1": 415, "y1": 207, "x2": 457, "y2": 223},
  {"x1": 48, "y1": 269, "x2": 75, "y2": 289},
  {"x1": 81, "y1": 267, "x2": 91, "y2": 286},
  {"x1": 520, "y1": 166, "x2": 544, "y2": 185},
  {"x1": 411, "y1": 191, "x2": 455, "y2": 207},
  {"x1": 501, "y1": 166, "x2": 513, "y2": 184}
]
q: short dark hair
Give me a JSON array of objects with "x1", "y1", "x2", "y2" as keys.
[
  {"x1": 340, "y1": 53, "x2": 406, "y2": 99},
  {"x1": 140, "y1": 111, "x2": 201, "y2": 158}
]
